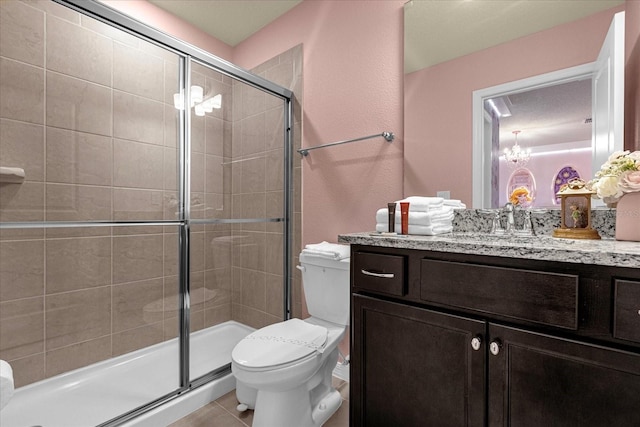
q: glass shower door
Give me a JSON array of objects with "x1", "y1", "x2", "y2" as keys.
[
  {"x1": 187, "y1": 58, "x2": 289, "y2": 383},
  {"x1": 0, "y1": 1, "x2": 183, "y2": 425}
]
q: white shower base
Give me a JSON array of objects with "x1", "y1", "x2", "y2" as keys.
[{"x1": 1, "y1": 321, "x2": 253, "y2": 427}]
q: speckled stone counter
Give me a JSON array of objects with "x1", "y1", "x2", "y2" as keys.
[{"x1": 338, "y1": 231, "x2": 640, "y2": 269}]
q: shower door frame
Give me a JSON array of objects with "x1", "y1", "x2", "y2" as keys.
[{"x1": 39, "y1": 1, "x2": 294, "y2": 425}]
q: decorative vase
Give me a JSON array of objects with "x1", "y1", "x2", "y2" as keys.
[{"x1": 615, "y1": 192, "x2": 640, "y2": 242}]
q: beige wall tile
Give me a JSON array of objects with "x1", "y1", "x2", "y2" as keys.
[
  {"x1": 46, "y1": 15, "x2": 111, "y2": 86},
  {"x1": 0, "y1": 0, "x2": 44, "y2": 67},
  {"x1": 113, "y1": 139, "x2": 164, "y2": 189},
  {"x1": 45, "y1": 286, "x2": 111, "y2": 350},
  {"x1": 0, "y1": 182, "x2": 44, "y2": 223},
  {"x1": 164, "y1": 232, "x2": 179, "y2": 277},
  {"x1": 80, "y1": 15, "x2": 139, "y2": 48},
  {"x1": 27, "y1": 0, "x2": 80, "y2": 24},
  {"x1": 45, "y1": 183, "x2": 111, "y2": 222},
  {"x1": 164, "y1": 147, "x2": 178, "y2": 191},
  {"x1": 205, "y1": 231, "x2": 232, "y2": 271},
  {"x1": 265, "y1": 107, "x2": 285, "y2": 151},
  {"x1": 46, "y1": 72, "x2": 112, "y2": 136},
  {"x1": 204, "y1": 304, "x2": 232, "y2": 328},
  {"x1": 7, "y1": 352, "x2": 44, "y2": 388},
  {"x1": 0, "y1": 58, "x2": 44, "y2": 124},
  {"x1": 113, "y1": 42, "x2": 164, "y2": 102},
  {"x1": 204, "y1": 268, "x2": 231, "y2": 306},
  {"x1": 112, "y1": 323, "x2": 163, "y2": 357},
  {"x1": 112, "y1": 234, "x2": 163, "y2": 284},
  {"x1": 241, "y1": 269, "x2": 266, "y2": 311},
  {"x1": 46, "y1": 237, "x2": 112, "y2": 294},
  {"x1": 205, "y1": 116, "x2": 224, "y2": 156},
  {"x1": 45, "y1": 336, "x2": 110, "y2": 378},
  {"x1": 241, "y1": 84, "x2": 266, "y2": 119},
  {"x1": 113, "y1": 188, "x2": 164, "y2": 221},
  {"x1": 46, "y1": 128, "x2": 112, "y2": 185},
  {"x1": 266, "y1": 273, "x2": 285, "y2": 319},
  {"x1": 164, "y1": 104, "x2": 179, "y2": 147},
  {"x1": 190, "y1": 231, "x2": 205, "y2": 273},
  {"x1": 191, "y1": 112, "x2": 205, "y2": 154},
  {"x1": 241, "y1": 156, "x2": 266, "y2": 194},
  {"x1": 0, "y1": 296, "x2": 43, "y2": 360},
  {"x1": 113, "y1": 91, "x2": 164, "y2": 145},
  {"x1": 205, "y1": 154, "x2": 224, "y2": 194},
  {"x1": 265, "y1": 233, "x2": 284, "y2": 276},
  {"x1": 0, "y1": 119, "x2": 45, "y2": 182},
  {"x1": 190, "y1": 151, "x2": 205, "y2": 193},
  {"x1": 0, "y1": 240, "x2": 44, "y2": 301},
  {"x1": 113, "y1": 277, "x2": 164, "y2": 333},
  {"x1": 240, "y1": 113, "x2": 266, "y2": 156}
]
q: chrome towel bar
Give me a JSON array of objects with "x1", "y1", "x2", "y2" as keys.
[{"x1": 297, "y1": 131, "x2": 394, "y2": 156}]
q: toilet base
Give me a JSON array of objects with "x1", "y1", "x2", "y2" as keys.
[
  {"x1": 236, "y1": 348, "x2": 342, "y2": 426},
  {"x1": 250, "y1": 385, "x2": 342, "y2": 427}
]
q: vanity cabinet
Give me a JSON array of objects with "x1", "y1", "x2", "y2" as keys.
[{"x1": 349, "y1": 245, "x2": 640, "y2": 427}]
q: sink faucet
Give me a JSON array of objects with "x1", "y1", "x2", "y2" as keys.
[{"x1": 503, "y1": 202, "x2": 515, "y2": 233}]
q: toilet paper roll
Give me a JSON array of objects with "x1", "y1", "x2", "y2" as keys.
[{"x1": 0, "y1": 359, "x2": 14, "y2": 410}]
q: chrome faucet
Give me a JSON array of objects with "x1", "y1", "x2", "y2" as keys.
[{"x1": 503, "y1": 202, "x2": 515, "y2": 233}]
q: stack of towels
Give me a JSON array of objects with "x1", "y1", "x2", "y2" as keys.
[
  {"x1": 375, "y1": 196, "x2": 466, "y2": 236},
  {"x1": 302, "y1": 241, "x2": 350, "y2": 260}
]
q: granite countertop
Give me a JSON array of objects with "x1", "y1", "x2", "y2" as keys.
[{"x1": 338, "y1": 232, "x2": 640, "y2": 269}]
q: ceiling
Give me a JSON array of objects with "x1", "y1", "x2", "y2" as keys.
[
  {"x1": 147, "y1": 0, "x2": 302, "y2": 46},
  {"x1": 404, "y1": 0, "x2": 624, "y2": 74}
]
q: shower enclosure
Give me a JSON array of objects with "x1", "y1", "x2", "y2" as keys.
[{"x1": 0, "y1": 0, "x2": 294, "y2": 425}]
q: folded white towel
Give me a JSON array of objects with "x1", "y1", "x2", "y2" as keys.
[
  {"x1": 375, "y1": 222, "x2": 453, "y2": 236},
  {"x1": 376, "y1": 206, "x2": 454, "y2": 226},
  {"x1": 303, "y1": 241, "x2": 350, "y2": 260},
  {"x1": 443, "y1": 199, "x2": 467, "y2": 209},
  {"x1": 396, "y1": 196, "x2": 444, "y2": 212},
  {"x1": 0, "y1": 359, "x2": 14, "y2": 410}
]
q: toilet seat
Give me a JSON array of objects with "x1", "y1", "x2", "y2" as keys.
[{"x1": 232, "y1": 319, "x2": 328, "y2": 370}]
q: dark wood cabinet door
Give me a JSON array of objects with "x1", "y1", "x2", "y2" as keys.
[
  {"x1": 488, "y1": 324, "x2": 640, "y2": 427},
  {"x1": 352, "y1": 294, "x2": 486, "y2": 427}
]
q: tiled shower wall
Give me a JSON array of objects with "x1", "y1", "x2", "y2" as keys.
[{"x1": 0, "y1": 0, "x2": 302, "y2": 388}]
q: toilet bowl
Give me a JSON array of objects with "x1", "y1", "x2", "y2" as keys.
[{"x1": 231, "y1": 248, "x2": 350, "y2": 427}]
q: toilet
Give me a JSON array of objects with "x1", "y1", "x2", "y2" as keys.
[{"x1": 231, "y1": 249, "x2": 350, "y2": 427}]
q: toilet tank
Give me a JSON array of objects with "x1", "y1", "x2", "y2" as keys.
[{"x1": 299, "y1": 252, "x2": 350, "y2": 326}]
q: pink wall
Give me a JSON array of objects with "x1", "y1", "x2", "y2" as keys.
[
  {"x1": 105, "y1": 0, "x2": 405, "y2": 246},
  {"x1": 404, "y1": 6, "x2": 624, "y2": 207},
  {"x1": 100, "y1": 0, "x2": 233, "y2": 60},
  {"x1": 625, "y1": 0, "x2": 640, "y2": 151},
  {"x1": 234, "y1": 1, "x2": 405, "y2": 246}
]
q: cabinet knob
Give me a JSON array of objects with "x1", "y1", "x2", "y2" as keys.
[
  {"x1": 471, "y1": 336, "x2": 482, "y2": 351},
  {"x1": 490, "y1": 340, "x2": 502, "y2": 356}
]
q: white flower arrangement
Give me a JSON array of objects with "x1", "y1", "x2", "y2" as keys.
[{"x1": 588, "y1": 150, "x2": 640, "y2": 204}]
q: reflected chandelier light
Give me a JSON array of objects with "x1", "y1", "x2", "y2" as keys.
[
  {"x1": 173, "y1": 85, "x2": 222, "y2": 116},
  {"x1": 503, "y1": 130, "x2": 531, "y2": 168}
]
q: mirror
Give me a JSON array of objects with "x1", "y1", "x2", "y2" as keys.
[{"x1": 404, "y1": 0, "x2": 627, "y2": 208}]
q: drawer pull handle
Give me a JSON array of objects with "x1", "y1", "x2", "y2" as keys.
[
  {"x1": 361, "y1": 269, "x2": 395, "y2": 279},
  {"x1": 490, "y1": 340, "x2": 502, "y2": 356},
  {"x1": 471, "y1": 336, "x2": 482, "y2": 351}
]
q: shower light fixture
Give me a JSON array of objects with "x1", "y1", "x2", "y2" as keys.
[{"x1": 173, "y1": 86, "x2": 221, "y2": 115}]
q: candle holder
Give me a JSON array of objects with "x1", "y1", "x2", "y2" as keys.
[{"x1": 552, "y1": 179, "x2": 600, "y2": 240}]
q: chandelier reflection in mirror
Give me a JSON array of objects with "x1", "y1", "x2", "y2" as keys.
[
  {"x1": 173, "y1": 85, "x2": 222, "y2": 116},
  {"x1": 503, "y1": 130, "x2": 531, "y2": 168}
]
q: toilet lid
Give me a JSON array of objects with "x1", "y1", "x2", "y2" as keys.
[{"x1": 232, "y1": 319, "x2": 328, "y2": 369}]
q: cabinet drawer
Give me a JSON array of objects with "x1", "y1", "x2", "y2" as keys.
[
  {"x1": 420, "y1": 259, "x2": 579, "y2": 330},
  {"x1": 614, "y1": 279, "x2": 640, "y2": 343},
  {"x1": 353, "y1": 252, "x2": 406, "y2": 296}
]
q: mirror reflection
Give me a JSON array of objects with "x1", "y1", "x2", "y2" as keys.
[{"x1": 404, "y1": 0, "x2": 626, "y2": 208}]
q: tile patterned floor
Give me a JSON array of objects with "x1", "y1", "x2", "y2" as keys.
[{"x1": 169, "y1": 377, "x2": 349, "y2": 427}]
